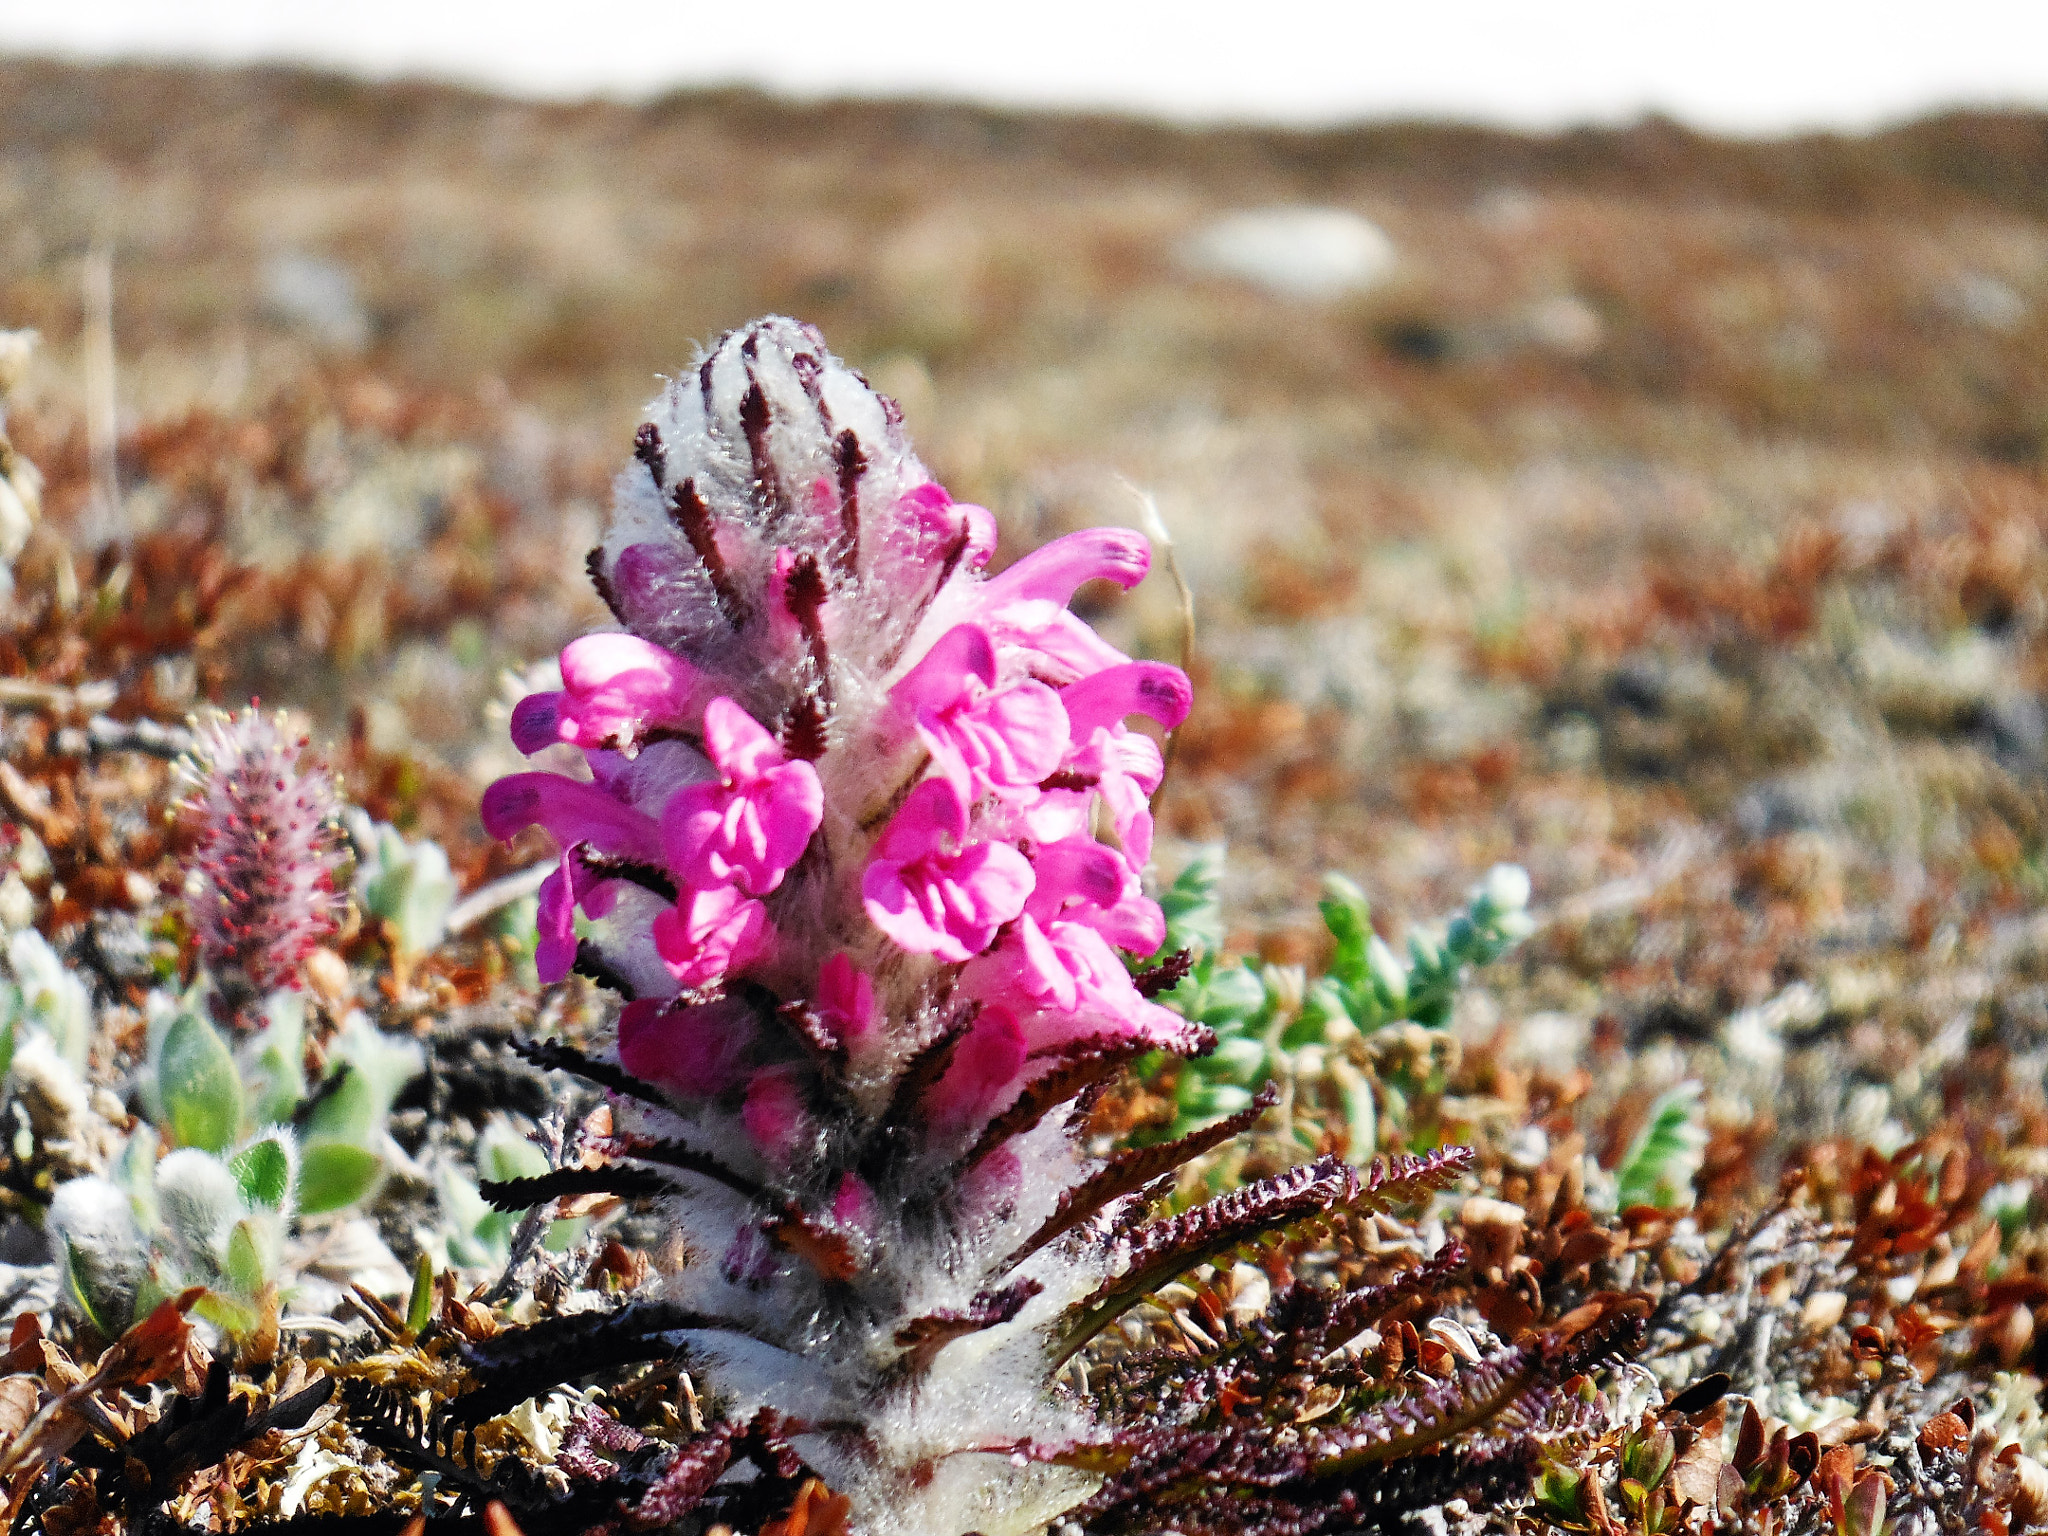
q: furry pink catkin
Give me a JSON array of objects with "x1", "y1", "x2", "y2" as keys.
[{"x1": 180, "y1": 707, "x2": 343, "y2": 1000}]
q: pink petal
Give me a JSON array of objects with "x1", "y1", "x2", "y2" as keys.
[
  {"x1": 702, "y1": 695, "x2": 785, "y2": 781},
  {"x1": 1060, "y1": 661, "x2": 1193, "y2": 735},
  {"x1": 936, "y1": 840, "x2": 1035, "y2": 953},
  {"x1": 1022, "y1": 838, "x2": 1163, "y2": 950},
  {"x1": 1108, "y1": 794, "x2": 1154, "y2": 872},
  {"x1": 860, "y1": 860, "x2": 955, "y2": 958},
  {"x1": 509, "y1": 691, "x2": 565, "y2": 754},
  {"x1": 562, "y1": 633, "x2": 698, "y2": 719},
  {"x1": 896, "y1": 483, "x2": 995, "y2": 570},
  {"x1": 652, "y1": 885, "x2": 770, "y2": 987},
  {"x1": 742, "y1": 1067, "x2": 809, "y2": 1162},
  {"x1": 611, "y1": 543, "x2": 694, "y2": 626},
  {"x1": 510, "y1": 633, "x2": 702, "y2": 750},
  {"x1": 616, "y1": 996, "x2": 755, "y2": 1098},
  {"x1": 861, "y1": 826, "x2": 1033, "y2": 962},
  {"x1": 929, "y1": 1008, "x2": 1028, "y2": 1131},
  {"x1": 872, "y1": 777, "x2": 969, "y2": 864},
  {"x1": 720, "y1": 1224, "x2": 782, "y2": 1285},
  {"x1": 976, "y1": 527, "x2": 1150, "y2": 611},
  {"x1": 480, "y1": 773, "x2": 664, "y2": 863},
  {"x1": 1012, "y1": 914, "x2": 1078, "y2": 1011},
  {"x1": 950, "y1": 681, "x2": 1070, "y2": 794},
  {"x1": 534, "y1": 862, "x2": 578, "y2": 983},
  {"x1": 1068, "y1": 727, "x2": 1165, "y2": 870},
  {"x1": 982, "y1": 600, "x2": 1132, "y2": 683},
  {"x1": 816, "y1": 954, "x2": 875, "y2": 1048},
  {"x1": 892, "y1": 624, "x2": 997, "y2": 718},
  {"x1": 832, "y1": 1170, "x2": 879, "y2": 1233},
  {"x1": 662, "y1": 756, "x2": 823, "y2": 896},
  {"x1": 960, "y1": 504, "x2": 999, "y2": 570}
]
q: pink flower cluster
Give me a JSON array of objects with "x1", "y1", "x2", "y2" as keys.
[{"x1": 482, "y1": 317, "x2": 1201, "y2": 1167}]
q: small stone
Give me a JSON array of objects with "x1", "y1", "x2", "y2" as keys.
[
  {"x1": 1180, "y1": 207, "x2": 1397, "y2": 301},
  {"x1": 0, "y1": 872, "x2": 33, "y2": 931},
  {"x1": 1801, "y1": 1290, "x2": 1848, "y2": 1332},
  {"x1": 302, "y1": 946, "x2": 352, "y2": 1005}
]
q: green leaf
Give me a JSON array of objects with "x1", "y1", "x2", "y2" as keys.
[
  {"x1": 157, "y1": 1011, "x2": 243, "y2": 1154},
  {"x1": 480, "y1": 1122, "x2": 549, "y2": 1185},
  {"x1": 1616, "y1": 1083, "x2": 1707, "y2": 1210},
  {"x1": 229, "y1": 1135, "x2": 294, "y2": 1211},
  {"x1": 304, "y1": 1065, "x2": 374, "y2": 1145},
  {"x1": 1155, "y1": 850, "x2": 1226, "y2": 960},
  {"x1": 192, "y1": 1288, "x2": 260, "y2": 1338},
  {"x1": 305, "y1": 1018, "x2": 423, "y2": 1146},
  {"x1": 405, "y1": 1251, "x2": 434, "y2": 1336},
  {"x1": 296, "y1": 1141, "x2": 383, "y2": 1214},
  {"x1": 240, "y1": 992, "x2": 308, "y2": 1126},
  {"x1": 1319, "y1": 873, "x2": 1373, "y2": 990},
  {"x1": 60, "y1": 1234, "x2": 132, "y2": 1337},
  {"x1": 359, "y1": 823, "x2": 459, "y2": 958},
  {"x1": 224, "y1": 1218, "x2": 269, "y2": 1297},
  {"x1": 0, "y1": 1009, "x2": 15, "y2": 1082}
]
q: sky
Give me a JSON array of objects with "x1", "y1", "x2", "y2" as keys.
[{"x1": 0, "y1": 0, "x2": 2044, "y2": 134}]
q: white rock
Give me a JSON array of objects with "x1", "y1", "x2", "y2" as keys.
[
  {"x1": 1180, "y1": 207, "x2": 1397, "y2": 301},
  {"x1": 261, "y1": 253, "x2": 370, "y2": 351}
]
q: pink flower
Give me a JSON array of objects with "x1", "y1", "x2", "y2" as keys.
[
  {"x1": 969, "y1": 916, "x2": 1194, "y2": 1052},
  {"x1": 861, "y1": 778, "x2": 1033, "y2": 961},
  {"x1": 1024, "y1": 837, "x2": 1165, "y2": 955},
  {"x1": 662, "y1": 698, "x2": 823, "y2": 895},
  {"x1": 481, "y1": 773, "x2": 664, "y2": 865},
  {"x1": 742, "y1": 1067, "x2": 810, "y2": 1163},
  {"x1": 891, "y1": 624, "x2": 1069, "y2": 799},
  {"x1": 1054, "y1": 661, "x2": 1192, "y2": 872},
  {"x1": 975, "y1": 527, "x2": 1151, "y2": 611},
  {"x1": 652, "y1": 883, "x2": 770, "y2": 988},
  {"x1": 1060, "y1": 661, "x2": 1193, "y2": 738},
  {"x1": 616, "y1": 996, "x2": 755, "y2": 1098},
  {"x1": 959, "y1": 528, "x2": 1153, "y2": 685},
  {"x1": 511, "y1": 633, "x2": 700, "y2": 753},
  {"x1": 533, "y1": 850, "x2": 622, "y2": 984},
  {"x1": 832, "y1": 1170, "x2": 879, "y2": 1233},
  {"x1": 979, "y1": 600, "x2": 1132, "y2": 685},
  {"x1": 179, "y1": 709, "x2": 344, "y2": 999},
  {"x1": 816, "y1": 953, "x2": 876, "y2": 1050},
  {"x1": 927, "y1": 1007, "x2": 1028, "y2": 1132},
  {"x1": 898, "y1": 482, "x2": 999, "y2": 572}
]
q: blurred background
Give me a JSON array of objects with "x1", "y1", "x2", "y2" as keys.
[{"x1": 4, "y1": 0, "x2": 2048, "y2": 1076}]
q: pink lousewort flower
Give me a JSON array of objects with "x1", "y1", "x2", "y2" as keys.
[
  {"x1": 813, "y1": 951, "x2": 875, "y2": 1049},
  {"x1": 860, "y1": 778, "x2": 1033, "y2": 962},
  {"x1": 741, "y1": 1064, "x2": 810, "y2": 1162},
  {"x1": 534, "y1": 850, "x2": 616, "y2": 985},
  {"x1": 615, "y1": 994, "x2": 755, "y2": 1097},
  {"x1": 484, "y1": 318, "x2": 1217, "y2": 1534},
  {"x1": 926, "y1": 1006, "x2": 1029, "y2": 1132},
  {"x1": 480, "y1": 771, "x2": 665, "y2": 865},
  {"x1": 890, "y1": 623, "x2": 1069, "y2": 800},
  {"x1": 662, "y1": 696, "x2": 823, "y2": 895},
  {"x1": 651, "y1": 883, "x2": 770, "y2": 989},
  {"x1": 511, "y1": 633, "x2": 700, "y2": 753}
]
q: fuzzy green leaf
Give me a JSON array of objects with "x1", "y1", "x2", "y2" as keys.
[
  {"x1": 229, "y1": 1135, "x2": 294, "y2": 1211},
  {"x1": 297, "y1": 1140, "x2": 383, "y2": 1214},
  {"x1": 157, "y1": 1010, "x2": 243, "y2": 1154},
  {"x1": 224, "y1": 1217, "x2": 270, "y2": 1297}
]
